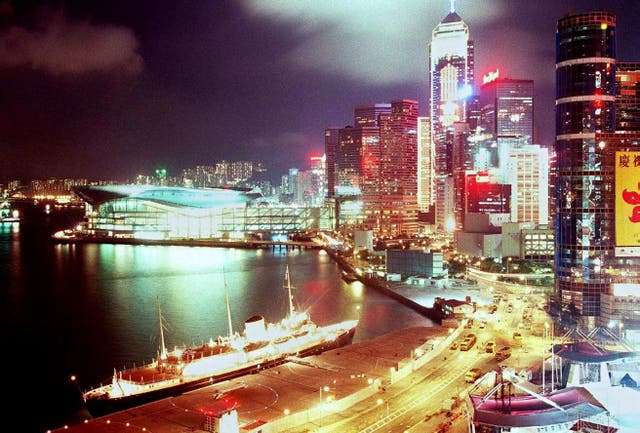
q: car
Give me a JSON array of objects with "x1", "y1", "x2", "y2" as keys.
[
  {"x1": 513, "y1": 332, "x2": 523, "y2": 344},
  {"x1": 450, "y1": 341, "x2": 459, "y2": 350},
  {"x1": 485, "y1": 341, "x2": 495, "y2": 353},
  {"x1": 460, "y1": 334, "x2": 476, "y2": 351},
  {"x1": 495, "y1": 346, "x2": 512, "y2": 361},
  {"x1": 479, "y1": 321, "x2": 486, "y2": 329},
  {"x1": 465, "y1": 368, "x2": 482, "y2": 383}
]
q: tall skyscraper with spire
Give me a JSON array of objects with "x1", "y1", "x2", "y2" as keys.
[{"x1": 429, "y1": 1, "x2": 474, "y2": 232}]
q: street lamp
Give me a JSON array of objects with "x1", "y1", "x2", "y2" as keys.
[
  {"x1": 319, "y1": 385, "x2": 330, "y2": 427},
  {"x1": 320, "y1": 385, "x2": 330, "y2": 404},
  {"x1": 377, "y1": 398, "x2": 389, "y2": 418},
  {"x1": 619, "y1": 322, "x2": 624, "y2": 340},
  {"x1": 544, "y1": 322, "x2": 550, "y2": 341}
]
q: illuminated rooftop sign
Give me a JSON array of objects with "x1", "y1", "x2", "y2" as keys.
[
  {"x1": 482, "y1": 69, "x2": 500, "y2": 85},
  {"x1": 475, "y1": 173, "x2": 490, "y2": 183}
]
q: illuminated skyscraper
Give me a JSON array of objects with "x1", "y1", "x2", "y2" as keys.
[
  {"x1": 479, "y1": 77, "x2": 534, "y2": 144},
  {"x1": 465, "y1": 172, "x2": 511, "y2": 214},
  {"x1": 417, "y1": 116, "x2": 434, "y2": 211},
  {"x1": 324, "y1": 128, "x2": 339, "y2": 199},
  {"x1": 555, "y1": 12, "x2": 617, "y2": 324},
  {"x1": 354, "y1": 103, "x2": 392, "y2": 127},
  {"x1": 429, "y1": 3, "x2": 474, "y2": 232},
  {"x1": 326, "y1": 101, "x2": 418, "y2": 235},
  {"x1": 335, "y1": 125, "x2": 380, "y2": 198},
  {"x1": 450, "y1": 122, "x2": 473, "y2": 230},
  {"x1": 372, "y1": 99, "x2": 419, "y2": 236},
  {"x1": 429, "y1": 6, "x2": 474, "y2": 131},
  {"x1": 505, "y1": 144, "x2": 549, "y2": 225}
]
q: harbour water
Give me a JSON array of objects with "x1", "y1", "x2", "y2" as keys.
[{"x1": 2, "y1": 203, "x2": 433, "y2": 432}]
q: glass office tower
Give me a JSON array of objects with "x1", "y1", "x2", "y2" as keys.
[{"x1": 555, "y1": 12, "x2": 616, "y2": 324}]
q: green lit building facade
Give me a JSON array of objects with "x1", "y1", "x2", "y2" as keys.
[{"x1": 73, "y1": 185, "x2": 334, "y2": 240}]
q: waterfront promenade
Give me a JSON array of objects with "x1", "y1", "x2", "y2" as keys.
[
  {"x1": 47, "y1": 243, "x2": 477, "y2": 433},
  {"x1": 45, "y1": 238, "x2": 556, "y2": 432},
  {"x1": 52, "y1": 325, "x2": 463, "y2": 433}
]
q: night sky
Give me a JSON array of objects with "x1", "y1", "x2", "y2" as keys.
[{"x1": 1, "y1": 0, "x2": 639, "y2": 183}]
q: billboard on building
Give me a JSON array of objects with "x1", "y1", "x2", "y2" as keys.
[{"x1": 615, "y1": 151, "x2": 640, "y2": 255}]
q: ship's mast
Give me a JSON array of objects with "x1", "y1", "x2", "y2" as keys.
[
  {"x1": 285, "y1": 265, "x2": 295, "y2": 317},
  {"x1": 224, "y1": 272, "x2": 233, "y2": 340},
  {"x1": 157, "y1": 296, "x2": 168, "y2": 360}
]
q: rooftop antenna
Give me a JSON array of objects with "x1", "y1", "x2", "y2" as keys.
[
  {"x1": 223, "y1": 269, "x2": 233, "y2": 340},
  {"x1": 157, "y1": 296, "x2": 168, "y2": 360},
  {"x1": 285, "y1": 264, "x2": 295, "y2": 317},
  {"x1": 450, "y1": 0, "x2": 456, "y2": 13}
]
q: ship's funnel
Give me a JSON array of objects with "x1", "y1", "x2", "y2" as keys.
[{"x1": 245, "y1": 315, "x2": 268, "y2": 343}]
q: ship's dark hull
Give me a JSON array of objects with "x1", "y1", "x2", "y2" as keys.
[{"x1": 85, "y1": 326, "x2": 356, "y2": 417}]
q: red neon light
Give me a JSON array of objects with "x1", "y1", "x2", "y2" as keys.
[
  {"x1": 482, "y1": 69, "x2": 500, "y2": 85},
  {"x1": 475, "y1": 171, "x2": 490, "y2": 183}
]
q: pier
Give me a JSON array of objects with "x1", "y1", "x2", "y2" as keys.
[{"x1": 324, "y1": 247, "x2": 442, "y2": 323}]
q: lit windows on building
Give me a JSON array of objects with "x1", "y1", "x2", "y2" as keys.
[
  {"x1": 417, "y1": 116, "x2": 434, "y2": 211},
  {"x1": 429, "y1": 5, "x2": 474, "y2": 234},
  {"x1": 72, "y1": 185, "x2": 335, "y2": 240},
  {"x1": 478, "y1": 77, "x2": 534, "y2": 144},
  {"x1": 616, "y1": 62, "x2": 640, "y2": 131},
  {"x1": 506, "y1": 144, "x2": 549, "y2": 225},
  {"x1": 555, "y1": 12, "x2": 617, "y2": 321}
]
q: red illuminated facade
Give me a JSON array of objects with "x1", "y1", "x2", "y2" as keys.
[
  {"x1": 325, "y1": 100, "x2": 419, "y2": 236},
  {"x1": 465, "y1": 172, "x2": 511, "y2": 215},
  {"x1": 369, "y1": 99, "x2": 419, "y2": 236}
]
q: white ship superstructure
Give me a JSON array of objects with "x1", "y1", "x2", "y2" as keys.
[{"x1": 83, "y1": 266, "x2": 358, "y2": 414}]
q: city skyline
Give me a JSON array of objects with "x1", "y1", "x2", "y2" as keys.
[{"x1": 1, "y1": 0, "x2": 639, "y2": 182}]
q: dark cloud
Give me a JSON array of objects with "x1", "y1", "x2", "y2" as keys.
[
  {"x1": 1, "y1": 0, "x2": 639, "y2": 183},
  {"x1": 239, "y1": 0, "x2": 503, "y2": 85},
  {"x1": 0, "y1": 6, "x2": 142, "y2": 75}
]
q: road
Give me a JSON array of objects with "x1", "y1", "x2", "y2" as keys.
[{"x1": 301, "y1": 286, "x2": 553, "y2": 433}]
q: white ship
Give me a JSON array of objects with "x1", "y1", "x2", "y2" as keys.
[{"x1": 83, "y1": 266, "x2": 358, "y2": 415}]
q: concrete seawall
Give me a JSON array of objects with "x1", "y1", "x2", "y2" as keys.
[
  {"x1": 324, "y1": 248, "x2": 442, "y2": 324},
  {"x1": 51, "y1": 236, "x2": 321, "y2": 250}
]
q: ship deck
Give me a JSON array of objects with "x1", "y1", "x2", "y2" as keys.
[
  {"x1": 116, "y1": 341, "x2": 257, "y2": 384},
  {"x1": 117, "y1": 366, "x2": 180, "y2": 385}
]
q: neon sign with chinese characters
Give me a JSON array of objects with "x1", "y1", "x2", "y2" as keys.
[{"x1": 482, "y1": 69, "x2": 499, "y2": 85}]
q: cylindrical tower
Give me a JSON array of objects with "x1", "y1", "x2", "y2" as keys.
[{"x1": 555, "y1": 12, "x2": 616, "y2": 326}]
